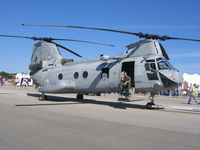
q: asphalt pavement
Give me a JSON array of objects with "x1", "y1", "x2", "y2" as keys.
[{"x1": 0, "y1": 84, "x2": 200, "y2": 150}]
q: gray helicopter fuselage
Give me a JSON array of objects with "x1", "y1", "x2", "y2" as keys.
[
  {"x1": 31, "y1": 39, "x2": 183, "y2": 95},
  {"x1": 33, "y1": 56, "x2": 182, "y2": 94},
  {"x1": 34, "y1": 59, "x2": 120, "y2": 93}
]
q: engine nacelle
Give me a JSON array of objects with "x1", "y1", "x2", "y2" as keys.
[{"x1": 100, "y1": 55, "x2": 110, "y2": 61}]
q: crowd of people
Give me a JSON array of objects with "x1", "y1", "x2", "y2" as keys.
[
  {"x1": 160, "y1": 84, "x2": 200, "y2": 104},
  {"x1": 0, "y1": 76, "x2": 5, "y2": 86},
  {"x1": 15, "y1": 77, "x2": 32, "y2": 88},
  {"x1": 0, "y1": 75, "x2": 33, "y2": 88}
]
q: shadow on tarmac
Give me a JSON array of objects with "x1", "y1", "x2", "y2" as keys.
[{"x1": 14, "y1": 93, "x2": 159, "y2": 110}]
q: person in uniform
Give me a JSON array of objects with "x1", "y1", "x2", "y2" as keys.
[{"x1": 121, "y1": 72, "x2": 131, "y2": 98}]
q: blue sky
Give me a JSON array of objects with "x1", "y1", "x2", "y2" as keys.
[{"x1": 0, "y1": 0, "x2": 200, "y2": 74}]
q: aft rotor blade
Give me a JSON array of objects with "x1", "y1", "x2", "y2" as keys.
[
  {"x1": 22, "y1": 24, "x2": 200, "y2": 42},
  {"x1": 50, "y1": 41, "x2": 82, "y2": 57},
  {"x1": 0, "y1": 34, "x2": 115, "y2": 46},
  {"x1": 51, "y1": 38, "x2": 114, "y2": 47},
  {"x1": 0, "y1": 34, "x2": 51, "y2": 41},
  {"x1": 0, "y1": 34, "x2": 33, "y2": 39}
]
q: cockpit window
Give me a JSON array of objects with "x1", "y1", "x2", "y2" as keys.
[
  {"x1": 145, "y1": 63, "x2": 150, "y2": 71},
  {"x1": 166, "y1": 60, "x2": 179, "y2": 71},
  {"x1": 156, "y1": 57, "x2": 164, "y2": 62},
  {"x1": 157, "y1": 57, "x2": 178, "y2": 71},
  {"x1": 158, "y1": 61, "x2": 171, "y2": 70}
]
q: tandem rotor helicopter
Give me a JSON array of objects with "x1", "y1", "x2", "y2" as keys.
[{"x1": 1, "y1": 24, "x2": 200, "y2": 106}]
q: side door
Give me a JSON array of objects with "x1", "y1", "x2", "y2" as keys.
[{"x1": 121, "y1": 61, "x2": 135, "y2": 88}]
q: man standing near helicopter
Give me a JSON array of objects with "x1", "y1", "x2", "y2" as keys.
[
  {"x1": 121, "y1": 72, "x2": 131, "y2": 98},
  {"x1": 188, "y1": 84, "x2": 200, "y2": 105}
]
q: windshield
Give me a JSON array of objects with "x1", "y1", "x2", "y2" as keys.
[
  {"x1": 165, "y1": 59, "x2": 179, "y2": 71},
  {"x1": 156, "y1": 57, "x2": 178, "y2": 71},
  {"x1": 157, "y1": 61, "x2": 171, "y2": 70}
]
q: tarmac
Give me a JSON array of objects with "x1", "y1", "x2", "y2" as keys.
[
  {"x1": 1, "y1": 84, "x2": 200, "y2": 113},
  {"x1": 0, "y1": 84, "x2": 200, "y2": 150}
]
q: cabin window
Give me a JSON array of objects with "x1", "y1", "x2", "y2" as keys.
[
  {"x1": 150, "y1": 63, "x2": 157, "y2": 71},
  {"x1": 147, "y1": 73, "x2": 159, "y2": 80},
  {"x1": 145, "y1": 63, "x2": 150, "y2": 71},
  {"x1": 74, "y1": 72, "x2": 79, "y2": 79},
  {"x1": 58, "y1": 73, "x2": 63, "y2": 80},
  {"x1": 101, "y1": 68, "x2": 109, "y2": 79},
  {"x1": 146, "y1": 63, "x2": 159, "y2": 80},
  {"x1": 146, "y1": 59, "x2": 155, "y2": 63},
  {"x1": 82, "y1": 71, "x2": 88, "y2": 79}
]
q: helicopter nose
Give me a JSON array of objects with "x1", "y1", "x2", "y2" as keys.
[
  {"x1": 169, "y1": 71, "x2": 184, "y2": 86},
  {"x1": 159, "y1": 71, "x2": 183, "y2": 89}
]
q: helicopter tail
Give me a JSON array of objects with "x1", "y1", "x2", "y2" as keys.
[{"x1": 29, "y1": 41, "x2": 62, "y2": 75}]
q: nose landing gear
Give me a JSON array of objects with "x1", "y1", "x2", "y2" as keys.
[
  {"x1": 145, "y1": 92, "x2": 164, "y2": 109},
  {"x1": 146, "y1": 92, "x2": 157, "y2": 109}
]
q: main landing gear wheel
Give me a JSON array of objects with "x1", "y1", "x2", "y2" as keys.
[
  {"x1": 76, "y1": 94, "x2": 83, "y2": 100},
  {"x1": 39, "y1": 93, "x2": 48, "y2": 101}
]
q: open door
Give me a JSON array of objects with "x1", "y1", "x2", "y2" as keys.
[{"x1": 121, "y1": 61, "x2": 135, "y2": 87}]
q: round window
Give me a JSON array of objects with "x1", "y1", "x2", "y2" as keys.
[
  {"x1": 58, "y1": 73, "x2": 63, "y2": 80},
  {"x1": 102, "y1": 73, "x2": 108, "y2": 79},
  {"x1": 82, "y1": 71, "x2": 88, "y2": 79},
  {"x1": 74, "y1": 72, "x2": 79, "y2": 79}
]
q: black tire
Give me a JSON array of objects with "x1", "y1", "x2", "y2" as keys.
[
  {"x1": 77, "y1": 94, "x2": 83, "y2": 100},
  {"x1": 96, "y1": 93, "x2": 101, "y2": 96},
  {"x1": 145, "y1": 102, "x2": 155, "y2": 109},
  {"x1": 43, "y1": 95, "x2": 48, "y2": 100},
  {"x1": 39, "y1": 94, "x2": 48, "y2": 101}
]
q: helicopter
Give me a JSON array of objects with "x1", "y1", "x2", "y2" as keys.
[{"x1": 1, "y1": 24, "x2": 200, "y2": 106}]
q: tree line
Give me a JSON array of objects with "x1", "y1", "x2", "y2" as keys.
[{"x1": 0, "y1": 71, "x2": 15, "y2": 79}]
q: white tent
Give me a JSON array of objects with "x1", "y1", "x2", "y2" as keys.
[
  {"x1": 15, "y1": 73, "x2": 33, "y2": 86},
  {"x1": 183, "y1": 73, "x2": 200, "y2": 86}
]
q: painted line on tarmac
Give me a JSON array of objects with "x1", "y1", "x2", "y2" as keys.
[{"x1": 163, "y1": 105, "x2": 200, "y2": 114}]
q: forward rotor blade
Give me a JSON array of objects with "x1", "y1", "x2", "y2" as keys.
[
  {"x1": 165, "y1": 36, "x2": 200, "y2": 42},
  {"x1": 22, "y1": 24, "x2": 200, "y2": 42},
  {"x1": 50, "y1": 41, "x2": 82, "y2": 57}
]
